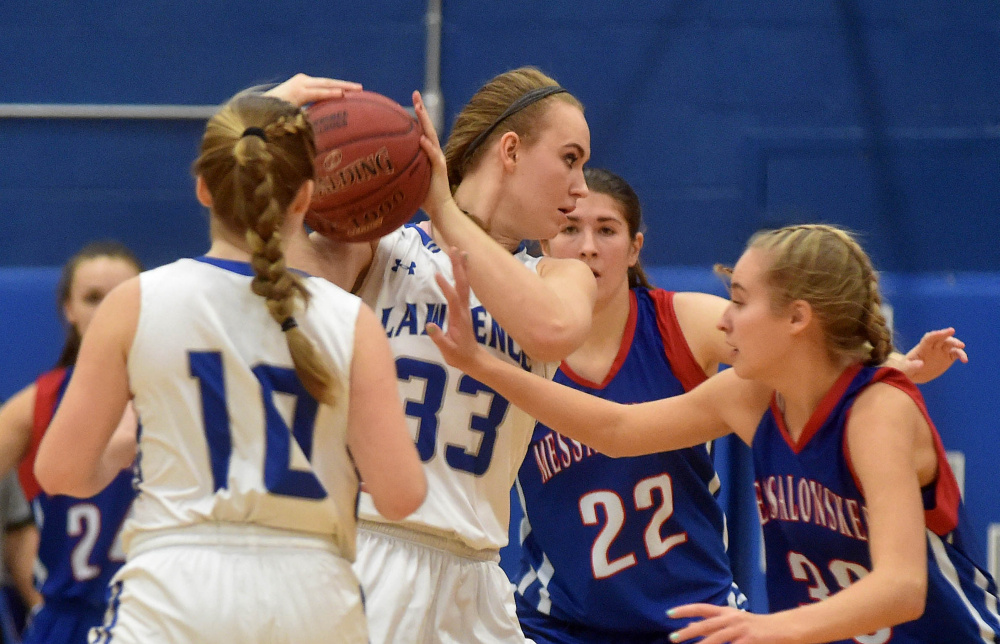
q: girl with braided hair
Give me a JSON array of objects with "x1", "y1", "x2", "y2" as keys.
[
  {"x1": 428, "y1": 223, "x2": 999, "y2": 643},
  {"x1": 32, "y1": 88, "x2": 426, "y2": 644}
]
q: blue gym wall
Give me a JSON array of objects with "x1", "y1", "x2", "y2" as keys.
[{"x1": 2, "y1": 1, "x2": 997, "y2": 612}]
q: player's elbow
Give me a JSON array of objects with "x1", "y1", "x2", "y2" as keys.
[
  {"x1": 34, "y1": 454, "x2": 88, "y2": 498},
  {"x1": 581, "y1": 417, "x2": 635, "y2": 458},
  {"x1": 371, "y1": 471, "x2": 427, "y2": 521},
  {"x1": 892, "y1": 574, "x2": 927, "y2": 623},
  {"x1": 875, "y1": 568, "x2": 926, "y2": 625},
  {"x1": 519, "y1": 320, "x2": 589, "y2": 364}
]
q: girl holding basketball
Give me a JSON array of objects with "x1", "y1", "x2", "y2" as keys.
[
  {"x1": 33, "y1": 88, "x2": 425, "y2": 643},
  {"x1": 277, "y1": 68, "x2": 597, "y2": 643},
  {"x1": 428, "y1": 224, "x2": 998, "y2": 643}
]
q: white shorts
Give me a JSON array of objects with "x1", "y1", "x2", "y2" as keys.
[
  {"x1": 353, "y1": 521, "x2": 530, "y2": 644},
  {"x1": 90, "y1": 525, "x2": 367, "y2": 644}
]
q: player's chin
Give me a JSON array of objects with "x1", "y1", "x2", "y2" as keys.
[
  {"x1": 536, "y1": 213, "x2": 568, "y2": 241},
  {"x1": 729, "y1": 354, "x2": 756, "y2": 380}
]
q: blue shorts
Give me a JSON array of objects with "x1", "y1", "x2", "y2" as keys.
[
  {"x1": 21, "y1": 599, "x2": 105, "y2": 644},
  {"x1": 516, "y1": 592, "x2": 675, "y2": 644}
]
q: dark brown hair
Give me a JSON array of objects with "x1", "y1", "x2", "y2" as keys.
[
  {"x1": 582, "y1": 167, "x2": 652, "y2": 289},
  {"x1": 56, "y1": 241, "x2": 143, "y2": 367}
]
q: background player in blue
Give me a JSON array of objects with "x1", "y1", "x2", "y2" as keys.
[
  {"x1": 513, "y1": 167, "x2": 745, "y2": 643},
  {"x1": 428, "y1": 224, "x2": 997, "y2": 643},
  {"x1": 32, "y1": 87, "x2": 426, "y2": 643},
  {"x1": 0, "y1": 241, "x2": 141, "y2": 644}
]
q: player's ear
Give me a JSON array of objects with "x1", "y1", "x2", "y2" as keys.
[
  {"x1": 628, "y1": 232, "x2": 644, "y2": 267},
  {"x1": 290, "y1": 180, "x2": 314, "y2": 216},
  {"x1": 195, "y1": 175, "x2": 213, "y2": 208},
  {"x1": 788, "y1": 299, "x2": 813, "y2": 335},
  {"x1": 500, "y1": 131, "x2": 520, "y2": 170}
]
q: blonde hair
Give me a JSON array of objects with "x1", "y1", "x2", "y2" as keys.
[
  {"x1": 720, "y1": 224, "x2": 894, "y2": 365},
  {"x1": 443, "y1": 66, "x2": 584, "y2": 190},
  {"x1": 192, "y1": 92, "x2": 339, "y2": 405}
]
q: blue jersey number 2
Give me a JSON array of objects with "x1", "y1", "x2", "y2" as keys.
[{"x1": 188, "y1": 351, "x2": 327, "y2": 500}]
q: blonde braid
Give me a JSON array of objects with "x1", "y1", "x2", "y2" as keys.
[
  {"x1": 195, "y1": 92, "x2": 338, "y2": 405},
  {"x1": 830, "y1": 228, "x2": 894, "y2": 365}
]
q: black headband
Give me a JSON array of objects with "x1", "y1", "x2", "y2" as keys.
[
  {"x1": 241, "y1": 126, "x2": 268, "y2": 142},
  {"x1": 461, "y1": 85, "x2": 568, "y2": 164}
]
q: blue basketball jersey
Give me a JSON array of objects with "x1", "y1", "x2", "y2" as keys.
[
  {"x1": 753, "y1": 364, "x2": 1000, "y2": 643},
  {"x1": 515, "y1": 289, "x2": 744, "y2": 638},
  {"x1": 20, "y1": 367, "x2": 136, "y2": 612}
]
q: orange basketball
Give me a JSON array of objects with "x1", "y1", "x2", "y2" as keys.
[{"x1": 305, "y1": 91, "x2": 431, "y2": 242}]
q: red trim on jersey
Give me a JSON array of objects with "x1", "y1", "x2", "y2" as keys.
[
  {"x1": 559, "y1": 290, "x2": 639, "y2": 389},
  {"x1": 650, "y1": 290, "x2": 709, "y2": 392},
  {"x1": 771, "y1": 363, "x2": 863, "y2": 454},
  {"x1": 840, "y1": 367, "x2": 960, "y2": 536},
  {"x1": 19, "y1": 367, "x2": 66, "y2": 501}
]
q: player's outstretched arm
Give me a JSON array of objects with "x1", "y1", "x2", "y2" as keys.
[{"x1": 427, "y1": 247, "x2": 761, "y2": 456}]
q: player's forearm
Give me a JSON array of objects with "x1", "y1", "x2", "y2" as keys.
[
  {"x1": 466, "y1": 346, "x2": 629, "y2": 454},
  {"x1": 770, "y1": 571, "x2": 925, "y2": 644},
  {"x1": 428, "y1": 204, "x2": 591, "y2": 360}
]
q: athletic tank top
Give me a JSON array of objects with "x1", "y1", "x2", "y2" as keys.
[
  {"x1": 754, "y1": 364, "x2": 1000, "y2": 642},
  {"x1": 124, "y1": 257, "x2": 363, "y2": 558},
  {"x1": 355, "y1": 225, "x2": 557, "y2": 551},
  {"x1": 516, "y1": 288, "x2": 743, "y2": 633}
]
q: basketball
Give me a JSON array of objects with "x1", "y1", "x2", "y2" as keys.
[{"x1": 305, "y1": 91, "x2": 431, "y2": 242}]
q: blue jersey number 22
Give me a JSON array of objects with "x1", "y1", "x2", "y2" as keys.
[{"x1": 188, "y1": 351, "x2": 327, "y2": 500}]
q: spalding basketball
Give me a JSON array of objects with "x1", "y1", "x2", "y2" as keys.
[{"x1": 305, "y1": 91, "x2": 431, "y2": 242}]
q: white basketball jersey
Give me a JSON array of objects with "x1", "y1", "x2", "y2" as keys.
[
  {"x1": 355, "y1": 225, "x2": 556, "y2": 551},
  {"x1": 125, "y1": 257, "x2": 363, "y2": 558}
]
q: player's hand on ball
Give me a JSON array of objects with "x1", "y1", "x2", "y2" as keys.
[
  {"x1": 412, "y1": 90, "x2": 452, "y2": 221},
  {"x1": 266, "y1": 73, "x2": 363, "y2": 107}
]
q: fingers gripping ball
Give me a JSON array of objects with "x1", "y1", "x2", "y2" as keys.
[{"x1": 305, "y1": 91, "x2": 431, "y2": 242}]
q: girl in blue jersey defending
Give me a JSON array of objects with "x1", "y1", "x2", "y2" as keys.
[
  {"x1": 0, "y1": 241, "x2": 142, "y2": 644},
  {"x1": 33, "y1": 87, "x2": 425, "y2": 643},
  {"x1": 511, "y1": 167, "x2": 745, "y2": 643},
  {"x1": 429, "y1": 224, "x2": 998, "y2": 643}
]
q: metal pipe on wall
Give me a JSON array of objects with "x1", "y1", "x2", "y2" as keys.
[
  {"x1": 422, "y1": 0, "x2": 444, "y2": 135},
  {"x1": 0, "y1": 103, "x2": 218, "y2": 120}
]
